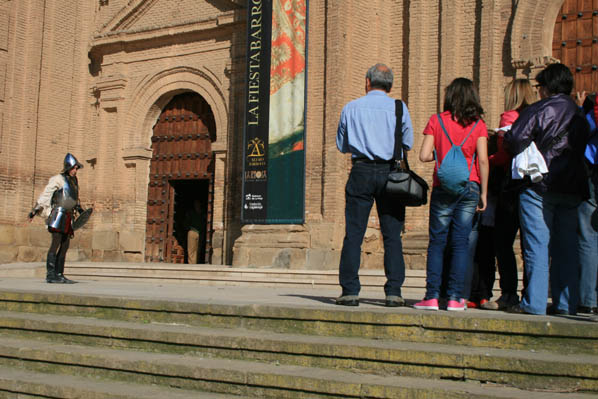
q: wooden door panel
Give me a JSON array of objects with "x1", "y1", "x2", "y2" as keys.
[
  {"x1": 145, "y1": 93, "x2": 216, "y2": 263},
  {"x1": 553, "y1": 0, "x2": 598, "y2": 94}
]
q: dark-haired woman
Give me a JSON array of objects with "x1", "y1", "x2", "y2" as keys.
[
  {"x1": 504, "y1": 63, "x2": 589, "y2": 315},
  {"x1": 414, "y1": 78, "x2": 489, "y2": 311},
  {"x1": 28, "y1": 153, "x2": 86, "y2": 284}
]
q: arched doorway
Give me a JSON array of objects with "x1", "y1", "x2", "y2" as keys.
[
  {"x1": 553, "y1": 0, "x2": 598, "y2": 93},
  {"x1": 145, "y1": 92, "x2": 216, "y2": 264}
]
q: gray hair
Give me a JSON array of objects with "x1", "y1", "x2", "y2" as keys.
[{"x1": 366, "y1": 63, "x2": 393, "y2": 92}]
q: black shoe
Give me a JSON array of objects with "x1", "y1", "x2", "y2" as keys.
[
  {"x1": 547, "y1": 305, "x2": 570, "y2": 315},
  {"x1": 335, "y1": 295, "x2": 359, "y2": 306},
  {"x1": 577, "y1": 306, "x2": 596, "y2": 315},
  {"x1": 506, "y1": 304, "x2": 531, "y2": 314},
  {"x1": 385, "y1": 295, "x2": 406, "y2": 307},
  {"x1": 46, "y1": 274, "x2": 62, "y2": 284},
  {"x1": 57, "y1": 274, "x2": 76, "y2": 284}
]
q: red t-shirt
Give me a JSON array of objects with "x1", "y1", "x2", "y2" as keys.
[
  {"x1": 423, "y1": 111, "x2": 488, "y2": 187},
  {"x1": 489, "y1": 109, "x2": 519, "y2": 168}
]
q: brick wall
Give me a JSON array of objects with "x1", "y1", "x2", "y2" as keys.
[{"x1": 0, "y1": 0, "x2": 564, "y2": 268}]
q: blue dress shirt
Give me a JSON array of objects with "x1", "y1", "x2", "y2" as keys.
[{"x1": 336, "y1": 90, "x2": 414, "y2": 160}]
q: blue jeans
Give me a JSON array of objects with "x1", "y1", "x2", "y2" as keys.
[
  {"x1": 339, "y1": 162, "x2": 406, "y2": 296},
  {"x1": 518, "y1": 188, "x2": 581, "y2": 315},
  {"x1": 425, "y1": 182, "x2": 480, "y2": 300},
  {"x1": 442, "y1": 213, "x2": 479, "y2": 300},
  {"x1": 578, "y1": 171, "x2": 598, "y2": 309}
]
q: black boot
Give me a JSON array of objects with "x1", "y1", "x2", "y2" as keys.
[
  {"x1": 56, "y1": 256, "x2": 76, "y2": 284},
  {"x1": 46, "y1": 253, "x2": 61, "y2": 283}
]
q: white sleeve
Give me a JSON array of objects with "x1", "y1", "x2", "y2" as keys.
[{"x1": 36, "y1": 175, "x2": 65, "y2": 218}]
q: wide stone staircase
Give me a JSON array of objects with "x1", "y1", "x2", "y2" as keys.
[
  {"x1": 0, "y1": 275, "x2": 595, "y2": 398},
  {"x1": 0, "y1": 262, "x2": 520, "y2": 298}
]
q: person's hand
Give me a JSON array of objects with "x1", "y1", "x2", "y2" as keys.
[
  {"x1": 576, "y1": 91, "x2": 587, "y2": 107},
  {"x1": 476, "y1": 194, "x2": 487, "y2": 213}
]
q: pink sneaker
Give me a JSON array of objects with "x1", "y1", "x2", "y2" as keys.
[
  {"x1": 447, "y1": 299, "x2": 466, "y2": 311},
  {"x1": 413, "y1": 298, "x2": 439, "y2": 310}
]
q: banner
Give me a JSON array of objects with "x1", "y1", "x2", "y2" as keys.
[{"x1": 242, "y1": 0, "x2": 307, "y2": 224}]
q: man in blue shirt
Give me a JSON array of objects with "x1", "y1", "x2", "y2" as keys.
[{"x1": 335, "y1": 63, "x2": 414, "y2": 307}]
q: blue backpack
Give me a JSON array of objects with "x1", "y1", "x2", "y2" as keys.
[{"x1": 434, "y1": 114, "x2": 479, "y2": 195}]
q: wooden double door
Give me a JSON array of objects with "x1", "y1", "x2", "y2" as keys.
[
  {"x1": 145, "y1": 93, "x2": 216, "y2": 264},
  {"x1": 553, "y1": 0, "x2": 598, "y2": 93}
]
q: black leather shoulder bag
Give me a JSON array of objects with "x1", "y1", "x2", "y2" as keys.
[{"x1": 385, "y1": 100, "x2": 429, "y2": 206}]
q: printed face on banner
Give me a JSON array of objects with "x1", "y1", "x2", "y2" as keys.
[{"x1": 269, "y1": 0, "x2": 306, "y2": 155}]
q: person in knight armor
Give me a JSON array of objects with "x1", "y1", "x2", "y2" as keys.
[{"x1": 28, "y1": 153, "x2": 88, "y2": 284}]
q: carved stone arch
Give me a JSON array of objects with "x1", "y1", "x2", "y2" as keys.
[
  {"x1": 510, "y1": 0, "x2": 565, "y2": 75},
  {"x1": 122, "y1": 67, "x2": 229, "y2": 263},
  {"x1": 124, "y1": 66, "x2": 228, "y2": 152}
]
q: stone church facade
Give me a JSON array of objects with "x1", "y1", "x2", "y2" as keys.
[{"x1": 0, "y1": 0, "x2": 589, "y2": 269}]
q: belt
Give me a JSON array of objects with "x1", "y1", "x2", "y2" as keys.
[{"x1": 351, "y1": 157, "x2": 394, "y2": 165}]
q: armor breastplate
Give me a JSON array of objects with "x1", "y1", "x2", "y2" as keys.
[{"x1": 51, "y1": 176, "x2": 78, "y2": 211}]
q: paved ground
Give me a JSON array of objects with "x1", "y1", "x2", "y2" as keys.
[{"x1": 0, "y1": 275, "x2": 595, "y2": 324}]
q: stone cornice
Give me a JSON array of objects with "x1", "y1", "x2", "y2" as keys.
[
  {"x1": 90, "y1": 11, "x2": 243, "y2": 56},
  {"x1": 122, "y1": 147, "x2": 153, "y2": 161},
  {"x1": 512, "y1": 56, "x2": 559, "y2": 71}
]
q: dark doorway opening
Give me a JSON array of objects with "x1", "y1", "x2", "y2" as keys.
[{"x1": 171, "y1": 179, "x2": 210, "y2": 264}]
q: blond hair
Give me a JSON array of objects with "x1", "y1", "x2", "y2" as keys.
[{"x1": 504, "y1": 79, "x2": 536, "y2": 112}]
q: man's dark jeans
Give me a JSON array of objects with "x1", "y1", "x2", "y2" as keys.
[{"x1": 339, "y1": 162, "x2": 406, "y2": 297}]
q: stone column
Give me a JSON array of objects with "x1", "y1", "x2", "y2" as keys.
[{"x1": 212, "y1": 149, "x2": 227, "y2": 265}]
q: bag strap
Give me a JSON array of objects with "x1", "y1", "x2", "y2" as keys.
[
  {"x1": 393, "y1": 99, "x2": 404, "y2": 160},
  {"x1": 393, "y1": 99, "x2": 411, "y2": 169}
]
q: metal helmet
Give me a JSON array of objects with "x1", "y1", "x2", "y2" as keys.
[{"x1": 62, "y1": 153, "x2": 83, "y2": 173}]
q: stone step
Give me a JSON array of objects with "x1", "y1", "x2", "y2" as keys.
[
  {"x1": 0, "y1": 287, "x2": 593, "y2": 355},
  {"x1": 0, "y1": 336, "x2": 591, "y2": 399},
  {"x1": 1, "y1": 262, "x2": 523, "y2": 296},
  {"x1": 0, "y1": 310, "x2": 596, "y2": 392},
  {"x1": 0, "y1": 366, "x2": 251, "y2": 399}
]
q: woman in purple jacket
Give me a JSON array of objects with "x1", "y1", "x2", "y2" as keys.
[{"x1": 504, "y1": 63, "x2": 590, "y2": 315}]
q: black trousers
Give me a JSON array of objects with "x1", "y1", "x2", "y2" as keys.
[{"x1": 48, "y1": 231, "x2": 70, "y2": 262}]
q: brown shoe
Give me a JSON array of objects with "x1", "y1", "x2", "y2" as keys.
[
  {"x1": 482, "y1": 293, "x2": 518, "y2": 310},
  {"x1": 335, "y1": 295, "x2": 359, "y2": 306},
  {"x1": 480, "y1": 300, "x2": 499, "y2": 310},
  {"x1": 385, "y1": 295, "x2": 406, "y2": 307}
]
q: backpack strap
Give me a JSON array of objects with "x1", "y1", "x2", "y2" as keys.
[
  {"x1": 435, "y1": 114, "x2": 480, "y2": 171},
  {"x1": 460, "y1": 120, "x2": 480, "y2": 147},
  {"x1": 462, "y1": 120, "x2": 480, "y2": 170},
  {"x1": 436, "y1": 114, "x2": 455, "y2": 145}
]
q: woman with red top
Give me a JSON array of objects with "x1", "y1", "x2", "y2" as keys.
[
  {"x1": 481, "y1": 79, "x2": 536, "y2": 310},
  {"x1": 414, "y1": 78, "x2": 489, "y2": 311}
]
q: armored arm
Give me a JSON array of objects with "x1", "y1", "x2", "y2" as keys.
[{"x1": 75, "y1": 204, "x2": 84, "y2": 215}]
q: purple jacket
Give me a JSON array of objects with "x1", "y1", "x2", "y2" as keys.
[{"x1": 504, "y1": 94, "x2": 590, "y2": 197}]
